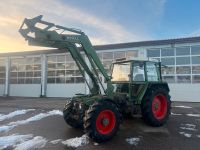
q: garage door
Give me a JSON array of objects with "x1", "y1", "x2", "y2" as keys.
[
  {"x1": 10, "y1": 84, "x2": 41, "y2": 97},
  {"x1": 169, "y1": 84, "x2": 200, "y2": 102},
  {"x1": 46, "y1": 83, "x2": 86, "y2": 97}
]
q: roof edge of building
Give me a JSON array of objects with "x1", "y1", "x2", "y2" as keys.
[
  {"x1": 93, "y1": 36, "x2": 200, "y2": 50},
  {"x1": 1, "y1": 36, "x2": 200, "y2": 57}
]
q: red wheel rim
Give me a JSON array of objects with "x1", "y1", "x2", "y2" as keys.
[
  {"x1": 152, "y1": 94, "x2": 167, "y2": 120},
  {"x1": 96, "y1": 110, "x2": 116, "y2": 135}
]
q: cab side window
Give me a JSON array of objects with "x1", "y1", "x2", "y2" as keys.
[
  {"x1": 132, "y1": 62, "x2": 145, "y2": 81},
  {"x1": 146, "y1": 62, "x2": 159, "y2": 81}
]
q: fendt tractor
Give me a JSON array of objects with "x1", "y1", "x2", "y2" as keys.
[{"x1": 19, "y1": 16, "x2": 171, "y2": 142}]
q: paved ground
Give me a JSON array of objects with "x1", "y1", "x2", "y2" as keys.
[{"x1": 0, "y1": 97, "x2": 200, "y2": 150}]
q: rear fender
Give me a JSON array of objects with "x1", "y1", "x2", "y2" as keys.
[
  {"x1": 148, "y1": 82, "x2": 170, "y2": 92},
  {"x1": 136, "y1": 82, "x2": 170, "y2": 105}
]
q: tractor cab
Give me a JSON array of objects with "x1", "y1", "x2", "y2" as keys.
[{"x1": 111, "y1": 58, "x2": 162, "y2": 103}]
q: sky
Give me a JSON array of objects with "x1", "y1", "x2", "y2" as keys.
[{"x1": 0, "y1": 0, "x2": 200, "y2": 53}]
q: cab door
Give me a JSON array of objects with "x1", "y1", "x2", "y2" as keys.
[
  {"x1": 130, "y1": 61, "x2": 146, "y2": 102},
  {"x1": 146, "y1": 61, "x2": 160, "y2": 82}
]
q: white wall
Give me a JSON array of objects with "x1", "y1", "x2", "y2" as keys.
[
  {"x1": 0, "y1": 85, "x2": 4, "y2": 96},
  {"x1": 6, "y1": 83, "x2": 200, "y2": 102},
  {"x1": 46, "y1": 84, "x2": 86, "y2": 97},
  {"x1": 10, "y1": 84, "x2": 41, "y2": 97},
  {"x1": 169, "y1": 84, "x2": 200, "y2": 102}
]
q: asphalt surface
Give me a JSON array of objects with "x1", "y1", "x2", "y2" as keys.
[{"x1": 0, "y1": 97, "x2": 200, "y2": 150}]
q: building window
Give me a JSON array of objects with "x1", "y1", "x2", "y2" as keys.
[
  {"x1": 65, "y1": 54, "x2": 73, "y2": 61},
  {"x1": 10, "y1": 56, "x2": 41, "y2": 84},
  {"x1": 103, "y1": 52, "x2": 113, "y2": 60},
  {"x1": 65, "y1": 77, "x2": 75, "y2": 83},
  {"x1": 176, "y1": 47, "x2": 190, "y2": 56},
  {"x1": 192, "y1": 75, "x2": 200, "y2": 83},
  {"x1": 176, "y1": 66, "x2": 191, "y2": 74},
  {"x1": 75, "y1": 77, "x2": 84, "y2": 83},
  {"x1": 163, "y1": 76, "x2": 175, "y2": 83},
  {"x1": 147, "y1": 49, "x2": 160, "y2": 57},
  {"x1": 161, "y1": 66, "x2": 175, "y2": 75},
  {"x1": 47, "y1": 53, "x2": 85, "y2": 84},
  {"x1": 191, "y1": 46, "x2": 200, "y2": 55},
  {"x1": 177, "y1": 75, "x2": 191, "y2": 83},
  {"x1": 176, "y1": 57, "x2": 190, "y2": 65},
  {"x1": 192, "y1": 56, "x2": 200, "y2": 64},
  {"x1": 161, "y1": 48, "x2": 175, "y2": 56},
  {"x1": 126, "y1": 50, "x2": 138, "y2": 59},
  {"x1": 192, "y1": 66, "x2": 200, "y2": 74},
  {"x1": 152, "y1": 57, "x2": 160, "y2": 62},
  {"x1": 57, "y1": 55, "x2": 65, "y2": 62},
  {"x1": 161, "y1": 57, "x2": 175, "y2": 65},
  {"x1": 0, "y1": 58, "x2": 5, "y2": 84},
  {"x1": 114, "y1": 51, "x2": 125, "y2": 59}
]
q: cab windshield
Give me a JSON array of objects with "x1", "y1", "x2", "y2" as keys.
[{"x1": 111, "y1": 62, "x2": 130, "y2": 82}]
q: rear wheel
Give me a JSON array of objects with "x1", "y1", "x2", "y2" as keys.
[
  {"x1": 84, "y1": 101, "x2": 120, "y2": 142},
  {"x1": 141, "y1": 88, "x2": 171, "y2": 127}
]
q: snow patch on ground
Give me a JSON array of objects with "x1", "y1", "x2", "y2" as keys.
[
  {"x1": 14, "y1": 136, "x2": 47, "y2": 150},
  {"x1": 0, "y1": 109, "x2": 35, "y2": 121},
  {"x1": 180, "y1": 127, "x2": 197, "y2": 131},
  {"x1": 62, "y1": 134, "x2": 89, "y2": 148},
  {"x1": 197, "y1": 135, "x2": 200, "y2": 138},
  {"x1": 185, "y1": 123, "x2": 196, "y2": 127},
  {"x1": 171, "y1": 112, "x2": 182, "y2": 116},
  {"x1": 0, "y1": 110, "x2": 63, "y2": 133},
  {"x1": 126, "y1": 137, "x2": 140, "y2": 146},
  {"x1": 180, "y1": 124, "x2": 197, "y2": 131},
  {"x1": 10, "y1": 110, "x2": 63, "y2": 126},
  {"x1": 0, "y1": 125, "x2": 14, "y2": 132},
  {"x1": 179, "y1": 132, "x2": 192, "y2": 138},
  {"x1": 93, "y1": 142, "x2": 99, "y2": 146},
  {"x1": 50, "y1": 139, "x2": 62, "y2": 144},
  {"x1": 48, "y1": 110, "x2": 63, "y2": 116},
  {"x1": 0, "y1": 134, "x2": 33, "y2": 149},
  {"x1": 186, "y1": 114, "x2": 200, "y2": 117},
  {"x1": 0, "y1": 134, "x2": 47, "y2": 150},
  {"x1": 173, "y1": 105, "x2": 192, "y2": 109}
]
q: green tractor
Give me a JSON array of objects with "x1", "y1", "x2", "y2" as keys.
[{"x1": 19, "y1": 16, "x2": 171, "y2": 142}]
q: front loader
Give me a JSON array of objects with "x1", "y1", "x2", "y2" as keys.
[{"x1": 19, "y1": 16, "x2": 171, "y2": 142}]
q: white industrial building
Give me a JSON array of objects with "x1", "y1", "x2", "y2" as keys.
[{"x1": 0, "y1": 36, "x2": 200, "y2": 102}]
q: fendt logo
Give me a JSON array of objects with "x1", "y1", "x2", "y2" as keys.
[{"x1": 62, "y1": 36, "x2": 78, "y2": 41}]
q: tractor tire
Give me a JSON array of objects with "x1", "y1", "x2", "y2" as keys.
[
  {"x1": 63, "y1": 102, "x2": 82, "y2": 128},
  {"x1": 141, "y1": 87, "x2": 171, "y2": 127},
  {"x1": 84, "y1": 101, "x2": 120, "y2": 142}
]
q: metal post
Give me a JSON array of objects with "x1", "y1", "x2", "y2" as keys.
[
  {"x1": 4, "y1": 57, "x2": 10, "y2": 96},
  {"x1": 41, "y1": 54, "x2": 47, "y2": 97}
]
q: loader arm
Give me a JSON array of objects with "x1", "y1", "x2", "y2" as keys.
[{"x1": 19, "y1": 15, "x2": 114, "y2": 97}]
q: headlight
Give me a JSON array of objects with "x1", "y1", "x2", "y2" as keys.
[
  {"x1": 65, "y1": 99, "x2": 72, "y2": 106},
  {"x1": 79, "y1": 103, "x2": 83, "y2": 109},
  {"x1": 72, "y1": 102, "x2": 84, "y2": 110}
]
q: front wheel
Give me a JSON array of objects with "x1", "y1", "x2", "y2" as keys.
[
  {"x1": 141, "y1": 88, "x2": 171, "y2": 127},
  {"x1": 84, "y1": 101, "x2": 120, "y2": 142},
  {"x1": 63, "y1": 102, "x2": 83, "y2": 128}
]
